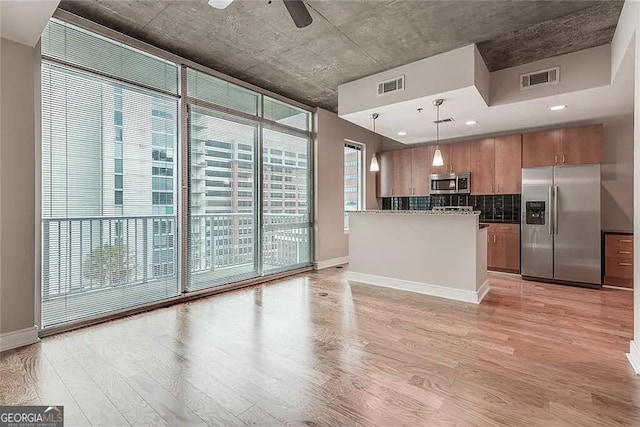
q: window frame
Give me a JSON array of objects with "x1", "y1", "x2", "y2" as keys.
[{"x1": 343, "y1": 140, "x2": 365, "y2": 233}]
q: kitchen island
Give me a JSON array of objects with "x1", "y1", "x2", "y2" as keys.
[{"x1": 347, "y1": 210, "x2": 489, "y2": 304}]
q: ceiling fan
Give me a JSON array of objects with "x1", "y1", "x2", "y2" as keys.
[{"x1": 208, "y1": 0, "x2": 313, "y2": 28}]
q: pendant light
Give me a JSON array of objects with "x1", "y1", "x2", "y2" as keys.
[
  {"x1": 432, "y1": 99, "x2": 444, "y2": 167},
  {"x1": 369, "y1": 113, "x2": 380, "y2": 172}
]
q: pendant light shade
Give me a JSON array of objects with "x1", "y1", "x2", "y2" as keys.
[
  {"x1": 370, "y1": 156, "x2": 380, "y2": 172},
  {"x1": 432, "y1": 99, "x2": 444, "y2": 167},
  {"x1": 370, "y1": 113, "x2": 380, "y2": 172},
  {"x1": 432, "y1": 148, "x2": 444, "y2": 166}
]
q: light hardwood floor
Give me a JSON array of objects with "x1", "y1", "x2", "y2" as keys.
[{"x1": 1, "y1": 269, "x2": 639, "y2": 426}]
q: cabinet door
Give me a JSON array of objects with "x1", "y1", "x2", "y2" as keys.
[
  {"x1": 410, "y1": 146, "x2": 431, "y2": 196},
  {"x1": 470, "y1": 138, "x2": 495, "y2": 194},
  {"x1": 487, "y1": 232, "x2": 494, "y2": 268},
  {"x1": 378, "y1": 151, "x2": 395, "y2": 197},
  {"x1": 450, "y1": 141, "x2": 470, "y2": 173},
  {"x1": 560, "y1": 125, "x2": 603, "y2": 165},
  {"x1": 522, "y1": 129, "x2": 560, "y2": 168},
  {"x1": 393, "y1": 149, "x2": 413, "y2": 196},
  {"x1": 488, "y1": 224, "x2": 520, "y2": 272},
  {"x1": 429, "y1": 144, "x2": 450, "y2": 174},
  {"x1": 494, "y1": 134, "x2": 522, "y2": 194}
]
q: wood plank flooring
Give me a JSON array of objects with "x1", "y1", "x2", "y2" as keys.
[{"x1": 1, "y1": 269, "x2": 639, "y2": 426}]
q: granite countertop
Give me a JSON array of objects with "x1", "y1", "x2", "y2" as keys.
[
  {"x1": 479, "y1": 223, "x2": 490, "y2": 229},
  {"x1": 351, "y1": 210, "x2": 480, "y2": 216},
  {"x1": 602, "y1": 229, "x2": 633, "y2": 235}
]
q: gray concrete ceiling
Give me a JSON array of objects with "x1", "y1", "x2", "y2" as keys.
[{"x1": 58, "y1": 0, "x2": 623, "y2": 112}]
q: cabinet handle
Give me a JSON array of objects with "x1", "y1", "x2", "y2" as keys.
[
  {"x1": 493, "y1": 235, "x2": 497, "y2": 243},
  {"x1": 554, "y1": 155, "x2": 558, "y2": 164},
  {"x1": 562, "y1": 154, "x2": 566, "y2": 164},
  {"x1": 618, "y1": 251, "x2": 632, "y2": 254},
  {"x1": 619, "y1": 262, "x2": 632, "y2": 266},
  {"x1": 619, "y1": 239, "x2": 632, "y2": 243}
]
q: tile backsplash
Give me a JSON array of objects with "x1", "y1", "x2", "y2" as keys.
[{"x1": 381, "y1": 194, "x2": 522, "y2": 223}]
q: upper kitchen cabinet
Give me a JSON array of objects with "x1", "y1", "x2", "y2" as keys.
[
  {"x1": 522, "y1": 129, "x2": 560, "y2": 168},
  {"x1": 429, "y1": 144, "x2": 450, "y2": 174},
  {"x1": 494, "y1": 134, "x2": 522, "y2": 194},
  {"x1": 522, "y1": 125, "x2": 602, "y2": 168},
  {"x1": 410, "y1": 145, "x2": 431, "y2": 196},
  {"x1": 393, "y1": 149, "x2": 413, "y2": 196},
  {"x1": 378, "y1": 151, "x2": 395, "y2": 197},
  {"x1": 470, "y1": 138, "x2": 495, "y2": 194},
  {"x1": 378, "y1": 150, "x2": 412, "y2": 197},
  {"x1": 449, "y1": 141, "x2": 470, "y2": 173},
  {"x1": 560, "y1": 124, "x2": 603, "y2": 165}
]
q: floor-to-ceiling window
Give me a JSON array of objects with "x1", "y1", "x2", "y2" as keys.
[
  {"x1": 40, "y1": 19, "x2": 181, "y2": 327},
  {"x1": 185, "y1": 71, "x2": 312, "y2": 291},
  {"x1": 40, "y1": 19, "x2": 313, "y2": 329}
]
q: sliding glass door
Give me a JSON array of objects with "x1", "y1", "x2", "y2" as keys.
[
  {"x1": 187, "y1": 108, "x2": 259, "y2": 290},
  {"x1": 262, "y1": 127, "x2": 311, "y2": 273}
]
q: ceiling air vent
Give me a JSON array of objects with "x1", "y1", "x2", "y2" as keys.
[
  {"x1": 433, "y1": 117, "x2": 454, "y2": 124},
  {"x1": 520, "y1": 67, "x2": 559, "y2": 90},
  {"x1": 377, "y1": 75, "x2": 405, "y2": 96}
]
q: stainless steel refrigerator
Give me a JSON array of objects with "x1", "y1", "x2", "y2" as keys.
[{"x1": 521, "y1": 164, "x2": 601, "y2": 286}]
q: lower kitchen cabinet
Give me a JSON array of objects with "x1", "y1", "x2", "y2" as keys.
[
  {"x1": 604, "y1": 233, "x2": 633, "y2": 288},
  {"x1": 487, "y1": 223, "x2": 520, "y2": 273}
]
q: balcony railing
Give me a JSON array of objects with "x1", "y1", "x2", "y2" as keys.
[{"x1": 42, "y1": 213, "x2": 310, "y2": 299}]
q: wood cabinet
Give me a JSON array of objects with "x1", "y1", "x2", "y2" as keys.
[
  {"x1": 522, "y1": 129, "x2": 560, "y2": 168},
  {"x1": 470, "y1": 138, "x2": 495, "y2": 194},
  {"x1": 394, "y1": 149, "x2": 413, "y2": 196},
  {"x1": 378, "y1": 151, "x2": 395, "y2": 197},
  {"x1": 377, "y1": 150, "x2": 412, "y2": 197},
  {"x1": 494, "y1": 134, "x2": 522, "y2": 194},
  {"x1": 410, "y1": 145, "x2": 431, "y2": 196},
  {"x1": 522, "y1": 125, "x2": 602, "y2": 168},
  {"x1": 604, "y1": 233, "x2": 633, "y2": 288},
  {"x1": 487, "y1": 223, "x2": 520, "y2": 273},
  {"x1": 449, "y1": 141, "x2": 470, "y2": 173},
  {"x1": 560, "y1": 125, "x2": 603, "y2": 165}
]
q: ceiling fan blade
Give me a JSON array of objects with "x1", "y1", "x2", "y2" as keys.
[{"x1": 283, "y1": 0, "x2": 313, "y2": 28}]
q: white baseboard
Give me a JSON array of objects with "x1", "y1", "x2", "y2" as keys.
[
  {"x1": 0, "y1": 325, "x2": 40, "y2": 352},
  {"x1": 346, "y1": 271, "x2": 490, "y2": 304},
  {"x1": 627, "y1": 340, "x2": 640, "y2": 374},
  {"x1": 315, "y1": 256, "x2": 349, "y2": 270},
  {"x1": 603, "y1": 285, "x2": 633, "y2": 291},
  {"x1": 476, "y1": 280, "x2": 490, "y2": 303}
]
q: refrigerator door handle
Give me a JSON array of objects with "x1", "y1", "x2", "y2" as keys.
[
  {"x1": 554, "y1": 185, "x2": 559, "y2": 235},
  {"x1": 548, "y1": 186, "x2": 554, "y2": 235}
]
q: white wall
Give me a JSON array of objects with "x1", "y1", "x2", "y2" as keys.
[
  {"x1": 0, "y1": 38, "x2": 38, "y2": 336},
  {"x1": 602, "y1": 114, "x2": 634, "y2": 231},
  {"x1": 314, "y1": 108, "x2": 403, "y2": 267},
  {"x1": 490, "y1": 45, "x2": 611, "y2": 106}
]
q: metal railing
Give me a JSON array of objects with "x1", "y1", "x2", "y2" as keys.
[
  {"x1": 42, "y1": 215, "x2": 177, "y2": 299},
  {"x1": 42, "y1": 213, "x2": 310, "y2": 299}
]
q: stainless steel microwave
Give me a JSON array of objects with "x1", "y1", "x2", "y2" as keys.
[{"x1": 429, "y1": 172, "x2": 471, "y2": 195}]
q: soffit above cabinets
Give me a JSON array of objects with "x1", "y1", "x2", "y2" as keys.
[{"x1": 338, "y1": 43, "x2": 633, "y2": 145}]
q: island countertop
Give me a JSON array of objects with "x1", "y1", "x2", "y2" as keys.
[{"x1": 349, "y1": 210, "x2": 480, "y2": 216}]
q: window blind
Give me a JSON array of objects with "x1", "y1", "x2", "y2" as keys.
[
  {"x1": 41, "y1": 29, "x2": 180, "y2": 327},
  {"x1": 41, "y1": 19, "x2": 179, "y2": 95}
]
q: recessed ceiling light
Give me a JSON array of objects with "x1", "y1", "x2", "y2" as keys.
[
  {"x1": 465, "y1": 120, "x2": 477, "y2": 125},
  {"x1": 550, "y1": 105, "x2": 567, "y2": 111},
  {"x1": 397, "y1": 131, "x2": 407, "y2": 136}
]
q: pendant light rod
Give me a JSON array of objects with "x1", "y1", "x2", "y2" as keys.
[
  {"x1": 370, "y1": 113, "x2": 380, "y2": 172},
  {"x1": 432, "y1": 99, "x2": 444, "y2": 167}
]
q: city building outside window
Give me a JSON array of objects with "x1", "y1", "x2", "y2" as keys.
[{"x1": 344, "y1": 142, "x2": 364, "y2": 231}]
